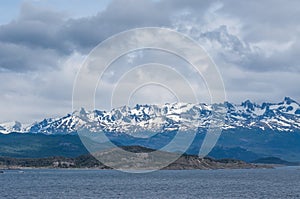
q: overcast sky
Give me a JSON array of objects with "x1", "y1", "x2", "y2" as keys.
[{"x1": 0, "y1": 0, "x2": 299, "y2": 123}]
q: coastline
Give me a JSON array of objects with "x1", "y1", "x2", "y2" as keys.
[{"x1": 0, "y1": 155, "x2": 273, "y2": 171}]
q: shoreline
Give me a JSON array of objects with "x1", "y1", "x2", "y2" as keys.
[{"x1": 0, "y1": 163, "x2": 274, "y2": 171}]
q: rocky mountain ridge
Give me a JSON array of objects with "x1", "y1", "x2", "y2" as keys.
[{"x1": 1, "y1": 97, "x2": 299, "y2": 135}]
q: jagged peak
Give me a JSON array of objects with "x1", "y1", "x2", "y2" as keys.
[
  {"x1": 72, "y1": 107, "x2": 89, "y2": 117},
  {"x1": 283, "y1": 96, "x2": 298, "y2": 105},
  {"x1": 79, "y1": 107, "x2": 87, "y2": 115},
  {"x1": 241, "y1": 99, "x2": 257, "y2": 111},
  {"x1": 12, "y1": 121, "x2": 22, "y2": 127},
  {"x1": 224, "y1": 101, "x2": 235, "y2": 110},
  {"x1": 1, "y1": 99, "x2": 300, "y2": 135}
]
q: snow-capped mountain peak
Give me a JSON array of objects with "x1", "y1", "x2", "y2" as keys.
[
  {"x1": 0, "y1": 121, "x2": 23, "y2": 134},
  {"x1": 1, "y1": 97, "x2": 299, "y2": 135}
]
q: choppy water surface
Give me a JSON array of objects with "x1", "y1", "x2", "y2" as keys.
[{"x1": 1, "y1": 167, "x2": 300, "y2": 199}]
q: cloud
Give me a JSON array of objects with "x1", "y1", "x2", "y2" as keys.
[
  {"x1": 172, "y1": 1, "x2": 300, "y2": 73},
  {"x1": 0, "y1": 0, "x2": 174, "y2": 72},
  {"x1": 0, "y1": 3, "x2": 71, "y2": 72},
  {"x1": 220, "y1": 0, "x2": 300, "y2": 41},
  {"x1": 0, "y1": 41, "x2": 62, "y2": 72},
  {"x1": 1, "y1": 0, "x2": 299, "y2": 73},
  {"x1": 0, "y1": 0, "x2": 299, "y2": 122},
  {"x1": 60, "y1": 0, "x2": 175, "y2": 52},
  {"x1": 0, "y1": 52, "x2": 84, "y2": 122},
  {"x1": 0, "y1": 3, "x2": 68, "y2": 52}
]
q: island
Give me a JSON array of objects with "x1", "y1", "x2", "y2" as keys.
[{"x1": 0, "y1": 146, "x2": 272, "y2": 170}]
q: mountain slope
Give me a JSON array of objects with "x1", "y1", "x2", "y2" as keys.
[
  {"x1": 1, "y1": 97, "x2": 299, "y2": 135},
  {"x1": 1, "y1": 131, "x2": 300, "y2": 162}
]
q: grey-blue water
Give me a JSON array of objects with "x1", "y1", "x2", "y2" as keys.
[{"x1": 1, "y1": 167, "x2": 300, "y2": 199}]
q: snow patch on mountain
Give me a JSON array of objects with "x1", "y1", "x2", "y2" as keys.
[
  {"x1": 1, "y1": 97, "x2": 299, "y2": 135},
  {"x1": 0, "y1": 121, "x2": 23, "y2": 134}
]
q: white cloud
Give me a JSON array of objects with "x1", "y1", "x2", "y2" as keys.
[
  {"x1": 0, "y1": 52, "x2": 84, "y2": 123},
  {"x1": 0, "y1": 0, "x2": 299, "y2": 123}
]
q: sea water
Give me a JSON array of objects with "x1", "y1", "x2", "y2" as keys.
[{"x1": 1, "y1": 167, "x2": 300, "y2": 199}]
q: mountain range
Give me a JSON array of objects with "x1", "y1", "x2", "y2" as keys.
[
  {"x1": 1, "y1": 97, "x2": 299, "y2": 135},
  {"x1": 0, "y1": 97, "x2": 300, "y2": 162}
]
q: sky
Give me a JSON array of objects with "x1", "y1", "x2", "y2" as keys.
[{"x1": 0, "y1": 0, "x2": 299, "y2": 123}]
